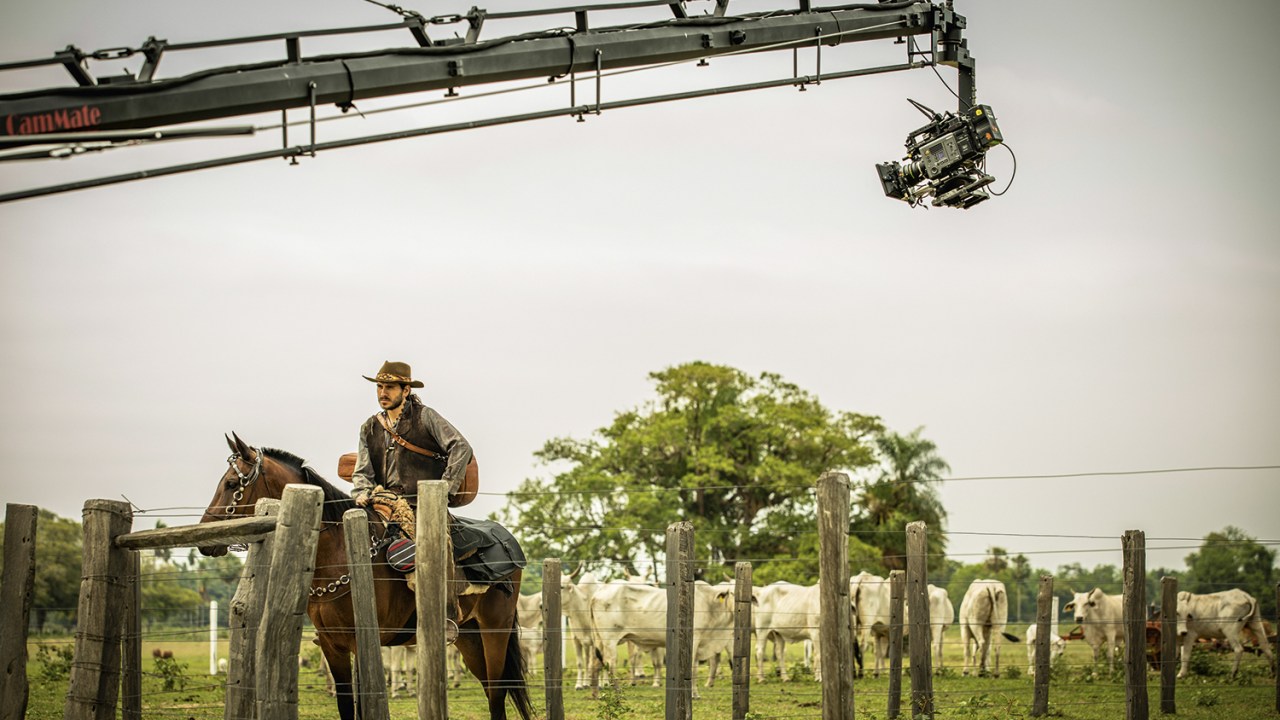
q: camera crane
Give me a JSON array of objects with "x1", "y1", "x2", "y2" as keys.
[{"x1": 0, "y1": 0, "x2": 1004, "y2": 205}]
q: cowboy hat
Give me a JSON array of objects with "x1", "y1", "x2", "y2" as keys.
[{"x1": 362, "y1": 360, "x2": 425, "y2": 388}]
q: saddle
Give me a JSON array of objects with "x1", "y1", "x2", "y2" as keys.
[{"x1": 371, "y1": 491, "x2": 526, "y2": 594}]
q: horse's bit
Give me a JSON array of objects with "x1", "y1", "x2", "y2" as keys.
[{"x1": 223, "y1": 447, "x2": 264, "y2": 514}]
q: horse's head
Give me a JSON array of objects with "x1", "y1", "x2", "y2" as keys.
[{"x1": 198, "y1": 432, "x2": 294, "y2": 556}]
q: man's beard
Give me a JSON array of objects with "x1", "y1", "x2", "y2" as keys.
[{"x1": 381, "y1": 396, "x2": 404, "y2": 411}]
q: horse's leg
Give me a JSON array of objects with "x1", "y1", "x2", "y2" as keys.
[
  {"x1": 320, "y1": 641, "x2": 356, "y2": 720},
  {"x1": 480, "y1": 618, "x2": 515, "y2": 719}
]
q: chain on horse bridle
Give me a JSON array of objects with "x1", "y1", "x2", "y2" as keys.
[{"x1": 223, "y1": 447, "x2": 264, "y2": 515}]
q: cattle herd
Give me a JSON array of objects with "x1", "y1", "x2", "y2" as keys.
[{"x1": 360, "y1": 575, "x2": 1275, "y2": 696}]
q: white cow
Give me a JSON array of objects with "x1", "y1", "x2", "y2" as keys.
[
  {"x1": 897, "y1": 583, "x2": 956, "y2": 673},
  {"x1": 619, "y1": 575, "x2": 664, "y2": 687},
  {"x1": 751, "y1": 582, "x2": 825, "y2": 682},
  {"x1": 959, "y1": 578, "x2": 1011, "y2": 676},
  {"x1": 927, "y1": 585, "x2": 956, "y2": 670},
  {"x1": 1062, "y1": 588, "x2": 1124, "y2": 669},
  {"x1": 560, "y1": 570, "x2": 603, "y2": 690},
  {"x1": 516, "y1": 592, "x2": 544, "y2": 675},
  {"x1": 698, "y1": 581, "x2": 738, "y2": 688},
  {"x1": 588, "y1": 580, "x2": 736, "y2": 697},
  {"x1": 382, "y1": 646, "x2": 415, "y2": 698},
  {"x1": 850, "y1": 572, "x2": 891, "y2": 677},
  {"x1": 1024, "y1": 624, "x2": 1066, "y2": 676},
  {"x1": 1176, "y1": 589, "x2": 1274, "y2": 679}
]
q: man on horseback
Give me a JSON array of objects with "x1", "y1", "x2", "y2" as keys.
[{"x1": 351, "y1": 360, "x2": 473, "y2": 518}]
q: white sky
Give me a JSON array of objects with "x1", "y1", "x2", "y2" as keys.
[{"x1": 2, "y1": 0, "x2": 1277, "y2": 575}]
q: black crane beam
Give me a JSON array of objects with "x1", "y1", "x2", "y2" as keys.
[{"x1": 0, "y1": 3, "x2": 941, "y2": 145}]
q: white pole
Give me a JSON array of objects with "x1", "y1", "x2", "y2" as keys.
[
  {"x1": 210, "y1": 600, "x2": 218, "y2": 675},
  {"x1": 1051, "y1": 596, "x2": 1059, "y2": 637}
]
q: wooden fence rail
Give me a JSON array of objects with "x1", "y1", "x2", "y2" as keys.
[
  {"x1": 665, "y1": 520, "x2": 694, "y2": 720},
  {"x1": 887, "y1": 569, "x2": 905, "y2": 719},
  {"x1": 1122, "y1": 529, "x2": 1149, "y2": 720},
  {"x1": 0, "y1": 503, "x2": 38, "y2": 720},
  {"x1": 343, "y1": 508, "x2": 388, "y2": 720},
  {"x1": 906, "y1": 521, "x2": 933, "y2": 718},
  {"x1": 1032, "y1": 574, "x2": 1052, "y2": 716},
  {"x1": 226, "y1": 499, "x2": 280, "y2": 720}
]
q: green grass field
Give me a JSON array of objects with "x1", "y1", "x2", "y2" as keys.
[{"x1": 21, "y1": 626, "x2": 1276, "y2": 719}]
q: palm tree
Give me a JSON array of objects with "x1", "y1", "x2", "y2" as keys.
[{"x1": 852, "y1": 427, "x2": 951, "y2": 570}]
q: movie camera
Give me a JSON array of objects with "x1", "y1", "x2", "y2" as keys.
[{"x1": 876, "y1": 99, "x2": 1003, "y2": 209}]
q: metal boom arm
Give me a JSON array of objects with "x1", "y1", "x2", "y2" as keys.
[{"x1": 0, "y1": 2, "x2": 964, "y2": 144}]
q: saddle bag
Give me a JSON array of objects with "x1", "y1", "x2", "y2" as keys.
[{"x1": 451, "y1": 517, "x2": 527, "y2": 584}]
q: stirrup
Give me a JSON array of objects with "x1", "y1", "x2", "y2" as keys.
[{"x1": 446, "y1": 618, "x2": 459, "y2": 645}]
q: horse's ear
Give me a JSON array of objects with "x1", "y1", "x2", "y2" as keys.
[
  {"x1": 225, "y1": 434, "x2": 238, "y2": 454},
  {"x1": 231, "y1": 432, "x2": 254, "y2": 459}
]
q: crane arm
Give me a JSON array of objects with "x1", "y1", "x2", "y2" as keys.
[{"x1": 0, "y1": 2, "x2": 965, "y2": 145}]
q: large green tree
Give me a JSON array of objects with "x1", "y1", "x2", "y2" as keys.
[
  {"x1": 1184, "y1": 525, "x2": 1277, "y2": 616},
  {"x1": 851, "y1": 427, "x2": 950, "y2": 571},
  {"x1": 500, "y1": 362, "x2": 883, "y2": 584}
]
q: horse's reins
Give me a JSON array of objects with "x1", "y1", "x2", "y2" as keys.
[{"x1": 222, "y1": 447, "x2": 414, "y2": 604}]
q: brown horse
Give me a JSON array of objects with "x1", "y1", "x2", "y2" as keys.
[{"x1": 199, "y1": 433, "x2": 532, "y2": 720}]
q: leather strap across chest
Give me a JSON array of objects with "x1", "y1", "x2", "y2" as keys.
[{"x1": 377, "y1": 413, "x2": 443, "y2": 459}]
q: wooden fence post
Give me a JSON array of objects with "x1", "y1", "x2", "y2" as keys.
[
  {"x1": 1122, "y1": 530, "x2": 1149, "y2": 720},
  {"x1": 343, "y1": 509, "x2": 388, "y2": 720},
  {"x1": 255, "y1": 485, "x2": 324, "y2": 720},
  {"x1": 543, "y1": 558, "x2": 565, "y2": 720},
  {"x1": 121, "y1": 551, "x2": 141, "y2": 720},
  {"x1": 1031, "y1": 574, "x2": 1053, "y2": 717},
  {"x1": 63, "y1": 500, "x2": 133, "y2": 720},
  {"x1": 887, "y1": 570, "x2": 905, "y2": 719},
  {"x1": 732, "y1": 561, "x2": 753, "y2": 720},
  {"x1": 416, "y1": 481, "x2": 449, "y2": 720},
  {"x1": 0, "y1": 503, "x2": 37, "y2": 720},
  {"x1": 226, "y1": 498, "x2": 280, "y2": 720},
  {"x1": 906, "y1": 521, "x2": 934, "y2": 719},
  {"x1": 817, "y1": 472, "x2": 853, "y2": 720},
  {"x1": 665, "y1": 520, "x2": 694, "y2": 720},
  {"x1": 1160, "y1": 576, "x2": 1177, "y2": 715}
]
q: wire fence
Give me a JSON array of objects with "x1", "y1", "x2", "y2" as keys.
[{"x1": 14, "y1": 463, "x2": 1278, "y2": 720}]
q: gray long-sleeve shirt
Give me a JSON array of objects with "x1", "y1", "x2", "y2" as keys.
[{"x1": 351, "y1": 393, "x2": 471, "y2": 503}]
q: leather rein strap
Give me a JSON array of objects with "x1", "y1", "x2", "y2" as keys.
[{"x1": 377, "y1": 413, "x2": 442, "y2": 459}]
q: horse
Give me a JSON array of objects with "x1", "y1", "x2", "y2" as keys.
[{"x1": 199, "y1": 433, "x2": 532, "y2": 720}]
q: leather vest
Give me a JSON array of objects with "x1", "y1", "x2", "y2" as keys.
[{"x1": 360, "y1": 398, "x2": 448, "y2": 503}]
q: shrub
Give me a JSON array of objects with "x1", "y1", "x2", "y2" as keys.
[
  {"x1": 153, "y1": 655, "x2": 188, "y2": 692},
  {"x1": 595, "y1": 683, "x2": 630, "y2": 720},
  {"x1": 35, "y1": 644, "x2": 74, "y2": 682},
  {"x1": 1186, "y1": 645, "x2": 1223, "y2": 677},
  {"x1": 1192, "y1": 689, "x2": 1221, "y2": 707}
]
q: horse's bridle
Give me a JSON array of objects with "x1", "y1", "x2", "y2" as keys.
[{"x1": 223, "y1": 447, "x2": 264, "y2": 515}]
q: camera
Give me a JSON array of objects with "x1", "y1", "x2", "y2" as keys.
[{"x1": 876, "y1": 100, "x2": 1003, "y2": 209}]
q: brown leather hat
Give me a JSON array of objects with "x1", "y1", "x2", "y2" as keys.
[{"x1": 362, "y1": 360, "x2": 425, "y2": 388}]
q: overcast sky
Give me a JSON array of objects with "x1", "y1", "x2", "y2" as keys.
[{"x1": 2, "y1": 0, "x2": 1277, "y2": 576}]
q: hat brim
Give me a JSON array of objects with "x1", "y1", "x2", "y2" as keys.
[{"x1": 363, "y1": 375, "x2": 425, "y2": 388}]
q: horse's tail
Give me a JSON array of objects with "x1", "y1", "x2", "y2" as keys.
[{"x1": 504, "y1": 613, "x2": 534, "y2": 720}]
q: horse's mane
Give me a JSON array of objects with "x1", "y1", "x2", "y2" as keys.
[{"x1": 262, "y1": 447, "x2": 356, "y2": 524}]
